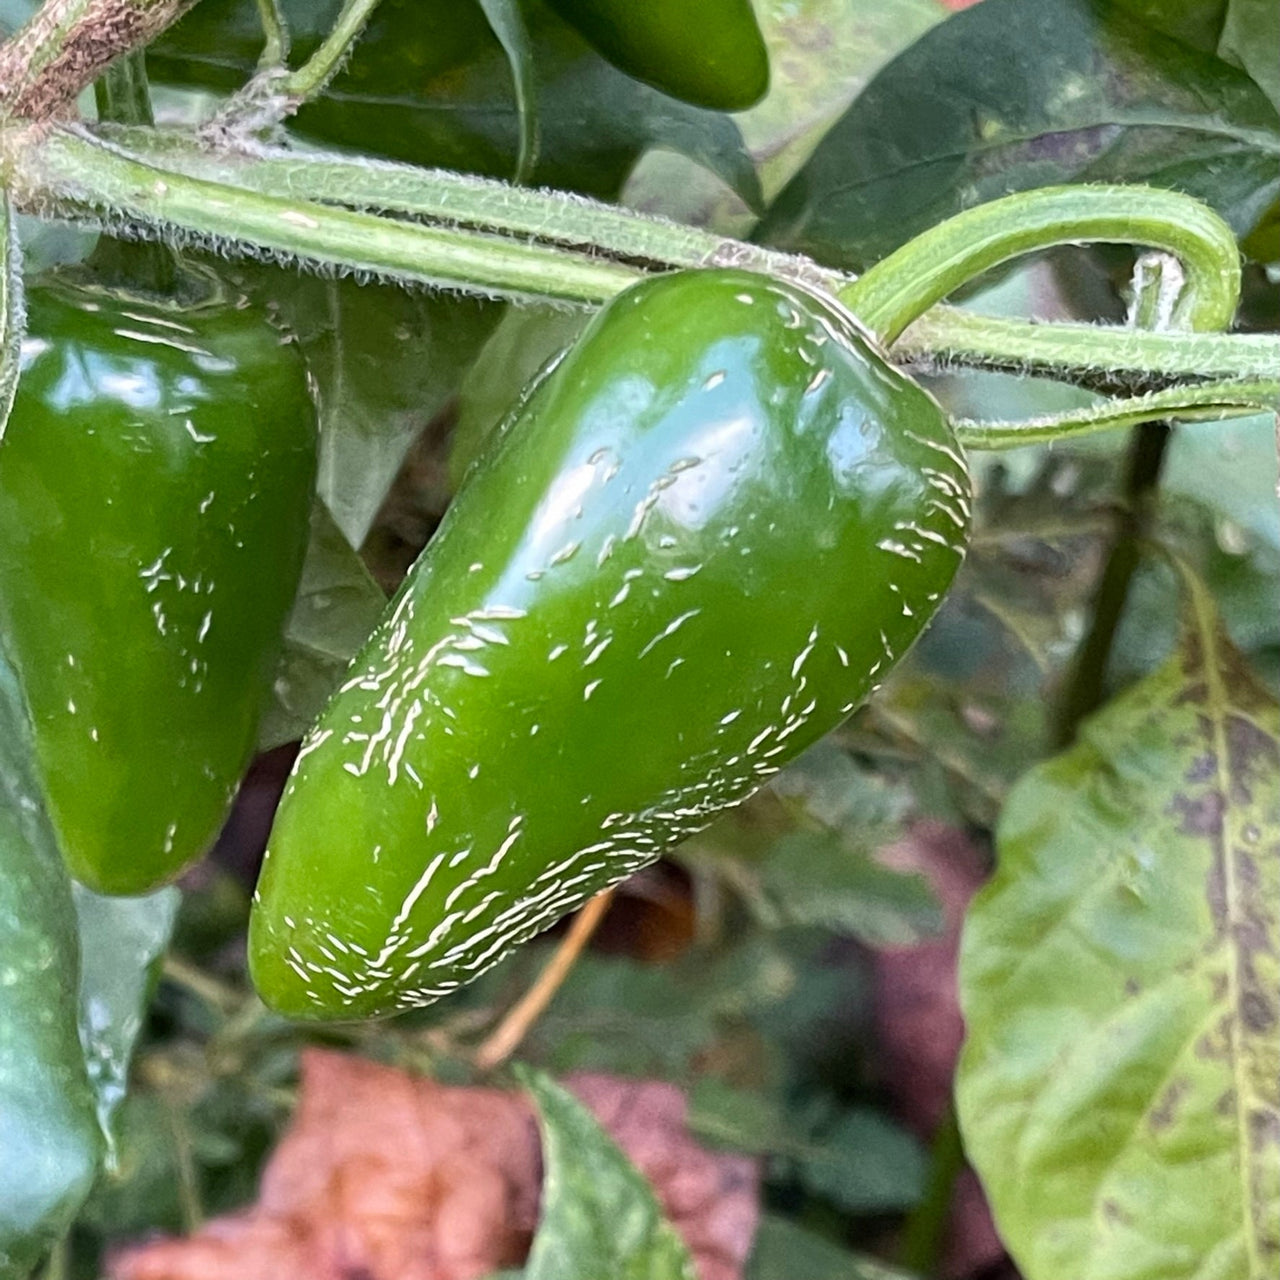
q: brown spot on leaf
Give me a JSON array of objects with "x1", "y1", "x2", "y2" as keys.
[
  {"x1": 1101, "y1": 1198, "x2": 1134, "y2": 1227},
  {"x1": 1184, "y1": 751, "x2": 1217, "y2": 783},
  {"x1": 1170, "y1": 788, "x2": 1224, "y2": 840},
  {"x1": 1240, "y1": 989, "x2": 1277, "y2": 1034},
  {"x1": 1149, "y1": 1077, "x2": 1190, "y2": 1132}
]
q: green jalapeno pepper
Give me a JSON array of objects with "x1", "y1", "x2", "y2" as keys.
[
  {"x1": 0, "y1": 276, "x2": 318, "y2": 896},
  {"x1": 250, "y1": 267, "x2": 969, "y2": 1020},
  {"x1": 543, "y1": 0, "x2": 770, "y2": 110}
]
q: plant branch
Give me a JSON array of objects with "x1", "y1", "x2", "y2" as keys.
[
  {"x1": 953, "y1": 379, "x2": 1278, "y2": 451},
  {"x1": 474, "y1": 889, "x2": 615, "y2": 1072},
  {"x1": 1052, "y1": 421, "x2": 1171, "y2": 746},
  {"x1": 8, "y1": 123, "x2": 641, "y2": 303},
  {"x1": 91, "y1": 123, "x2": 842, "y2": 287},
  {"x1": 253, "y1": 0, "x2": 288, "y2": 69},
  {"x1": 4, "y1": 123, "x2": 1278, "y2": 401},
  {"x1": 1052, "y1": 255, "x2": 1186, "y2": 746},
  {"x1": 209, "y1": 0, "x2": 383, "y2": 135},
  {"x1": 280, "y1": 0, "x2": 380, "y2": 102},
  {"x1": 841, "y1": 185, "x2": 1241, "y2": 344},
  {"x1": 898, "y1": 1104, "x2": 967, "y2": 1276},
  {"x1": 0, "y1": 0, "x2": 197, "y2": 122},
  {"x1": 88, "y1": 50, "x2": 178, "y2": 292},
  {"x1": 898, "y1": 308, "x2": 1280, "y2": 386}
]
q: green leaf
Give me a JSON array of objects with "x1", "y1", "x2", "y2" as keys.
[
  {"x1": 259, "y1": 500, "x2": 388, "y2": 749},
  {"x1": 1220, "y1": 0, "x2": 1280, "y2": 112},
  {"x1": 758, "y1": 0, "x2": 1280, "y2": 269},
  {"x1": 746, "y1": 1214, "x2": 918, "y2": 1280},
  {"x1": 222, "y1": 269, "x2": 500, "y2": 550},
  {"x1": 957, "y1": 569, "x2": 1280, "y2": 1279},
  {"x1": 450, "y1": 303, "x2": 588, "y2": 490},
  {"x1": 792, "y1": 1107, "x2": 926, "y2": 1215},
  {"x1": 0, "y1": 649, "x2": 101, "y2": 1278},
  {"x1": 478, "y1": 0, "x2": 539, "y2": 183},
  {"x1": 749, "y1": 830, "x2": 941, "y2": 947},
  {"x1": 73, "y1": 883, "x2": 180, "y2": 1160},
  {"x1": 520, "y1": 1068, "x2": 697, "y2": 1280},
  {"x1": 687, "y1": 1077, "x2": 795, "y2": 1155}
]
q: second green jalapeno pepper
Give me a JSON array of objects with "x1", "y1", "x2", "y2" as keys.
[
  {"x1": 0, "y1": 276, "x2": 318, "y2": 896},
  {"x1": 250, "y1": 267, "x2": 970, "y2": 1019},
  {"x1": 543, "y1": 0, "x2": 770, "y2": 111}
]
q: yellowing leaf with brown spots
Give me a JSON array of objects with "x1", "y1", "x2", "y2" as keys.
[{"x1": 957, "y1": 569, "x2": 1280, "y2": 1280}]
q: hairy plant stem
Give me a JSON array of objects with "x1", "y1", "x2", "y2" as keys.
[
  {"x1": 953, "y1": 379, "x2": 1277, "y2": 451},
  {"x1": 279, "y1": 0, "x2": 380, "y2": 101},
  {"x1": 207, "y1": 0, "x2": 382, "y2": 135},
  {"x1": 8, "y1": 124, "x2": 1277, "y2": 413},
  {"x1": 897, "y1": 308, "x2": 1280, "y2": 387},
  {"x1": 93, "y1": 123, "x2": 839, "y2": 287}
]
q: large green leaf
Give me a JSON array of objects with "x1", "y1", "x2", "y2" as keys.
[
  {"x1": 520, "y1": 1068, "x2": 696, "y2": 1280},
  {"x1": 0, "y1": 650, "x2": 101, "y2": 1278},
  {"x1": 217, "y1": 268, "x2": 500, "y2": 551},
  {"x1": 757, "y1": 0, "x2": 1280, "y2": 269},
  {"x1": 957, "y1": 570, "x2": 1280, "y2": 1279}
]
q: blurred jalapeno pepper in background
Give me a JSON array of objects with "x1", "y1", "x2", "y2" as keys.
[
  {"x1": 0, "y1": 275, "x2": 318, "y2": 896},
  {"x1": 250, "y1": 267, "x2": 970, "y2": 1020},
  {"x1": 544, "y1": 0, "x2": 770, "y2": 110}
]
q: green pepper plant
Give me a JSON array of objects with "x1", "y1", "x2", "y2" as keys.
[{"x1": 0, "y1": 1, "x2": 1276, "y2": 1278}]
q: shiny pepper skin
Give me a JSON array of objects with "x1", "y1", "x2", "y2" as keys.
[
  {"x1": 250, "y1": 268, "x2": 971, "y2": 1020},
  {"x1": 0, "y1": 279, "x2": 317, "y2": 895},
  {"x1": 543, "y1": 0, "x2": 770, "y2": 111}
]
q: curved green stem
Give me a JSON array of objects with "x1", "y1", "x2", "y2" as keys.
[
  {"x1": 954, "y1": 379, "x2": 1278, "y2": 451},
  {"x1": 841, "y1": 186, "x2": 1241, "y2": 345}
]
